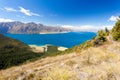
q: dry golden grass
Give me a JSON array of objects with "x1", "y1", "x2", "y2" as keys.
[
  {"x1": 1, "y1": 42, "x2": 120, "y2": 80},
  {"x1": 42, "y1": 66, "x2": 78, "y2": 80}
]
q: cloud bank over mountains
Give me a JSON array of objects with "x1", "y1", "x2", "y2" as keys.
[
  {"x1": 62, "y1": 25, "x2": 113, "y2": 32},
  {"x1": 0, "y1": 18, "x2": 14, "y2": 22}
]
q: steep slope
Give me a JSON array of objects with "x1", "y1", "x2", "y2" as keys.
[
  {"x1": 0, "y1": 22, "x2": 72, "y2": 34},
  {"x1": 0, "y1": 34, "x2": 43, "y2": 69},
  {"x1": 1, "y1": 41, "x2": 120, "y2": 80}
]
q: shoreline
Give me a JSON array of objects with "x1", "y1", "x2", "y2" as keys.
[{"x1": 29, "y1": 44, "x2": 68, "y2": 53}]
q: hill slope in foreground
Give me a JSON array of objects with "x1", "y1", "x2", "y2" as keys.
[
  {"x1": 1, "y1": 21, "x2": 120, "y2": 80},
  {"x1": 1, "y1": 39, "x2": 120, "y2": 80}
]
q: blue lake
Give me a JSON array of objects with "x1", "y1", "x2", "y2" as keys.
[{"x1": 4, "y1": 32, "x2": 96, "y2": 48}]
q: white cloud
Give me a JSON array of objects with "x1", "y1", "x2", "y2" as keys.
[
  {"x1": 19, "y1": 7, "x2": 40, "y2": 16},
  {"x1": 0, "y1": 18, "x2": 14, "y2": 22},
  {"x1": 1, "y1": 6, "x2": 42, "y2": 17},
  {"x1": 4, "y1": 7, "x2": 17, "y2": 12},
  {"x1": 62, "y1": 25, "x2": 113, "y2": 32},
  {"x1": 108, "y1": 16, "x2": 119, "y2": 21}
]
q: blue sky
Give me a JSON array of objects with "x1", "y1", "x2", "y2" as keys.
[{"x1": 0, "y1": 0, "x2": 120, "y2": 31}]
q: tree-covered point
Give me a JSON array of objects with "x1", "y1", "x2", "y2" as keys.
[
  {"x1": 0, "y1": 34, "x2": 43, "y2": 69},
  {"x1": 112, "y1": 20, "x2": 120, "y2": 41}
]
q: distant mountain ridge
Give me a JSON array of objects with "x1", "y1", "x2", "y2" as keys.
[{"x1": 0, "y1": 21, "x2": 72, "y2": 34}]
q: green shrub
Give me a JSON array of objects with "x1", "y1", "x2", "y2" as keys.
[{"x1": 112, "y1": 20, "x2": 120, "y2": 41}]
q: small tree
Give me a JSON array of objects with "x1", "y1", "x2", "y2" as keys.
[
  {"x1": 112, "y1": 20, "x2": 120, "y2": 41},
  {"x1": 94, "y1": 30, "x2": 107, "y2": 45},
  {"x1": 105, "y1": 27, "x2": 109, "y2": 36},
  {"x1": 98, "y1": 30, "x2": 106, "y2": 41}
]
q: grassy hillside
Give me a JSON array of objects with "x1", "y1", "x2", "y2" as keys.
[
  {"x1": 1, "y1": 20, "x2": 120, "y2": 80},
  {"x1": 0, "y1": 34, "x2": 43, "y2": 69},
  {"x1": 1, "y1": 39, "x2": 120, "y2": 80}
]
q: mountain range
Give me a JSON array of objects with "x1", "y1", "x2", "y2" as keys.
[{"x1": 0, "y1": 21, "x2": 72, "y2": 34}]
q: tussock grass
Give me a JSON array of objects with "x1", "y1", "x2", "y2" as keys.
[
  {"x1": 1, "y1": 38, "x2": 120, "y2": 80},
  {"x1": 42, "y1": 67, "x2": 78, "y2": 80}
]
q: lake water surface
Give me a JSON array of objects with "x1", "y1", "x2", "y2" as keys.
[{"x1": 5, "y1": 32, "x2": 96, "y2": 48}]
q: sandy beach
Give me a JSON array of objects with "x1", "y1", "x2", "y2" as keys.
[
  {"x1": 29, "y1": 44, "x2": 68, "y2": 53},
  {"x1": 29, "y1": 45, "x2": 46, "y2": 53}
]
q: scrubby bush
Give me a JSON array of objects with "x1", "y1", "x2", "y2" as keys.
[
  {"x1": 93, "y1": 29, "x2": 109, "y2": 46},
  {"x1": 105, "y1": 27, "x2": 110, "y2": 36},
  {"x1": 112, "y1": 20, "x2": 120, "y2": 41}
]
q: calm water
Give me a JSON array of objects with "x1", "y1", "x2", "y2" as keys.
[{"x1": 4, "y1": 32, "x2": 96, "y2": 48}]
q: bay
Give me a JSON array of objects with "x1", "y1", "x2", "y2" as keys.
[{"x1": 4, "y1": 32, "x2": 96, "y2": 48}]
